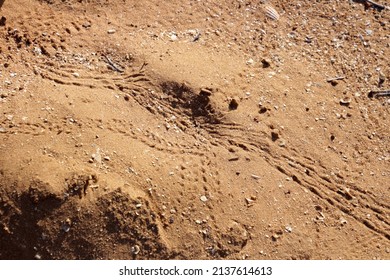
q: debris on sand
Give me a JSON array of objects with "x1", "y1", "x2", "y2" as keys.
[
  {"x1": 0, "y1": 0, "x2": 388, "y2": 261},
  {"x1": 263, "y1": 4, "x2": 280, "y2": 21}
]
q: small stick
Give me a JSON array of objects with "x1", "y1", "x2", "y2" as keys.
[
  {"x1": 139, "y1": 61, "x2": 147, "y2": 72},
  {"x1": 368, "y1": 89, "x2": 390, "y2": 98},
  {"x1": 102, "y1": 54, "x2": 124, "y2": 73},
  {"x1": 365, "y1": 0, "x2": 389, "y2": 10},
  {"x1": 326, "y1": 76, "x2": 346, "y2": 82}
]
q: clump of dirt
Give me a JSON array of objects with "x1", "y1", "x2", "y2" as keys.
[
  {"x1": 160, "y1": 81, "x2": 221, "y2": 124},
  {"x1": 0, "y1": 176, "x2": 178, "y2": 259}
]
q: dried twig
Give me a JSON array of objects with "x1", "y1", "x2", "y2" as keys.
[
  {"x1": 368, "y1": 89, "x2": 390, "y2": 98},
  {"x1": 102, "y1": 54, "x2": 124, "y2": 73},
  {"x1": 139, "y1": 61, "x2": 147, "y2": 72},
  {"x1": 327, "y1": 76, "x2": 345, "y2": 86},
  {"x1": 364, "y1": 0, "x2": 389, "y2": 10},
  {"x1": 326, "y1": 76, "x2": 346, "y2": 82}
]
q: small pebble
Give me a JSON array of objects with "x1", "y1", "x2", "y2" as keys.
[
  {"x1": 271, "y1": 234, "x2": 280, "y2": 241},
  {"x1": 246, "y1": 58, "x2": 254, "y2": 65},
  {"x1": 261, "y1": 58, "x2": 271, "y2": 68},
  {"x1": 200, "y1": 195, "x2": 208, "y2": 202},
  {"x1": 339, "y1": 217, "x2": 347, "y2": 225},
  {"x1": 271, "y1": 129, "x2": 280, "y2": 141},
  {"x1": 259, "y1": 105, "x2": 268, "y2": 114},
  {"x1": 107, "y1": 29, "x2": 116, "y2": 34},
  {"x1": 82, "y1": 22, "x2": 91, "y2": 28},
  {"x1": 278, "y1": 139, "x2": 286, "y2": 147},
  {"x1": 229, "y1": 98, "x2": 239, "y2": 110},
  {"x1": 61, "y1": 218, "x2": 71, "y2": 233}
]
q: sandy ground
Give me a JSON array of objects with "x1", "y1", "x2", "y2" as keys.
[{"x1": 0, "y1": 0, "x2": 389, "y2": 260}]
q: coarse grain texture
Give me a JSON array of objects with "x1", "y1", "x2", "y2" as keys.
[{"x1": 0, "y1": 0, "x2": 389, "y2": 260}]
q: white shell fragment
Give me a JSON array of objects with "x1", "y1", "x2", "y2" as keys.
[
  {"x1": 131, "y1": 245, "x2": 140, "y2": 255},
  {"x1": 264, "y1": 5, "x2": 280, "y2": 21}
]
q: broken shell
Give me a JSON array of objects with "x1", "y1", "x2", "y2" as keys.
[
  {"x1": 264, "y1": 5, "x2": 280, "y2": 21},
  {"x1": 271, "y1": 234, "x2": 280, "y2": 241},
  {"x1": 339, "y1": 97, "x2": 351, "y2": 106},
  {"x1": 245, "y1": 197, "x2": 255, "y2": 204},
  {"x1": 285, "y1": 225, "x2": 293, "y2": 233},
  {"x1": 170, "y1": 34, "x2": 178, "y2": 41},
  {"x1": 339, "y1": 217, "x2": 347, "y2": 225},
  {"x1": 131, "y1": 245, "x2": 140, "y2": 255}
]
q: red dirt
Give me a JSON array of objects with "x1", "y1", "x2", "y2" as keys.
[{"x1": 0, "y1": 0, "x2": 389, "y2": 260}]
